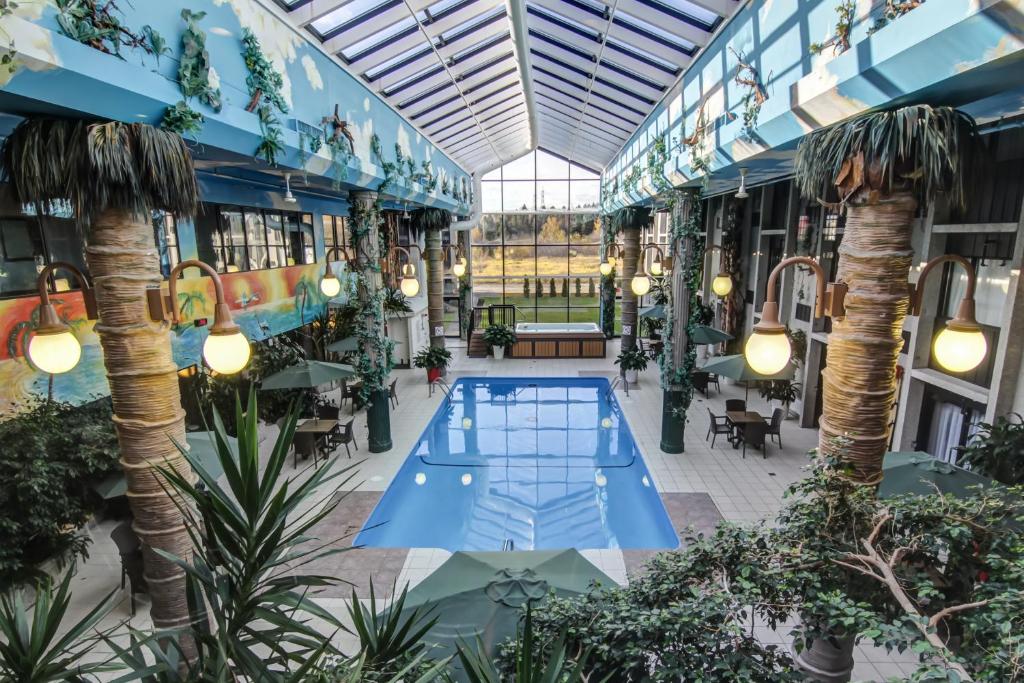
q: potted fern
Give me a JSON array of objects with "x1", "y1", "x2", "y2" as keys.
[
  {"x1": 413, "y1": 346, "x2": 452, "y2": 382},
  {"x1": 482, "y1": 324, "x2": 517, "y2": 360},
  {"x1": 615, "y1": 347, "x2": 648, "y2": 384}
]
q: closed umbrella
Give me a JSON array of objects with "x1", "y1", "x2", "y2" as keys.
[
  {"x1": 879, "y1": 452, "x2": 992, "y2": 499},
  {"x1": 326, "y1": 336, "x2": 359, "y2": 354},
  {"x1": 691, "y1": 325, "x2": 732, "y2": 345},
  {"x1": 396, "y1": 550, "x2": 612, "y2": 670},
  {"x1": 91, "y1": 431, "x2": 237, "y2": 500},
  {"x1": 259, "y1": 360, "x2": 356, "y2": 390},
  {"x1": 699, "y1": 353, "x2": 795, "y2": 401}
]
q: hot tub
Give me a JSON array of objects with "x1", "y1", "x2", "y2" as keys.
[{"x1": 511, "y1": 322, "x2": 606, "y2": 358}]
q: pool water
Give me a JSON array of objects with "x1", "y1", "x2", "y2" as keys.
[{"x1": 354, "y1": 377, "x2": 679, "y2": 551}]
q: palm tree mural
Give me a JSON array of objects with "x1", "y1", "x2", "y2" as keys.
[
  {"x1": 1, "y1": 118, "x2": 199, "y2": 646},
  {"x1": 795, "y1": 105, "x2": 977, "y2": 484},
  {"x1": 173, "y1": 290, "x2": 208, "y2": 336}
]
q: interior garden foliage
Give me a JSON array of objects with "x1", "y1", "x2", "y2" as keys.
[
  {"x1": 959, "y1": 413, "x2": 1024, "y2": 485},
  {"x1": 0, "y1": 397, "x2": 120, "y2": 585},
  {"x1": 241, "y1": 28, "x2": 288, "y2": 165}
]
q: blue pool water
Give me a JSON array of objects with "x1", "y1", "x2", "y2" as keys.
[{"x1": 355, "y1": 377, "x2": 679, "y2": 551}]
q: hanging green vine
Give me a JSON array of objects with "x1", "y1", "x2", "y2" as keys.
[
  {"x1": 161, "y1": 101, "x2": 204, "y2": 139},
  {"x1": 241, "y1": 28, "x2": 288, "y2": 165},
  {"x1": 55, "y1": 0, "x2": 151, "y2": 57},
  {"x1": 622, "y1": 164, "x2": 642, "y2": 195},
  {"x1": 809, "y1": 0, "x2": 855, "y2": 55},
  {"x1": 683, "y1": 101, "x2": 713, "y2": 184},
  {"x1": 178, "y1": 9, "x2": 221, "y2": 112},
  {"x1": 868, "y1": 0, "x2": 925, "y2": 34},
  {"x1": 0, "y1": 2, "x2": 18, "y2": 77},
  {"x1": 658, "y1": 191, "x2": 705, "y2": 425},
  {"x1": 645, "y1": 133, "x2": 673, "y2": 194},
  {"x1": 730, "y1": 47, "x2": 769, "y2": 139}
]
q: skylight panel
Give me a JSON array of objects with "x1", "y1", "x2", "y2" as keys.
[
  {"x1": 656, "y1": 0, "x2": 719, "y2": 27},
  {"x1": 439, "y1": 6, "x2": 505, "y2": 42},
  {"x1": 604, "y1": 37, "x2": 678, "y2": 73},
  {"x1": 341, "y1": 14, "x2": 420, "y2": 59},
  {"x1": 364, "y1": 41, "x2": 433, "y2": 80},
  {"x1": 312, "y1": 0, "x2": 385, "y2": 34},
  {"x1": 615, "y1": 11, "x2": 696, "y2": 51}
]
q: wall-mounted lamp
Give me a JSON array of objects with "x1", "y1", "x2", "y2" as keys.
[
  {"x1": 703, "y1": 245, "x2": 734, "y2": 297},
  {"x1": 147, "y1": 260, "x2": 251, "y2": 375},
  {"x1": 391, "y1": 245, "x2": 423, "y2": 297},
  {"x1": 911, "y1": 255, "x2": 987, "y2": 373},
  {"x1": 599, "y1": 244, "x2": 621, "y2": 276},
  {"x1": 449, "y1": 244, "x2": 468, "y2": 278},
  {"x1": 631, "y1": 244, "x2": 670, "y2": 296},
  {"x1": 320, "y1": 245, "x2": 352, "y2": 297},
  {"x1": 402, "y1": 202, "x2": 410, "y2": 221},
  {"x1": 735, "y1": 168, "x2": 749, "y2": 200},
  {"x1": 27, "y1": 262, "x2": 98, "y2": 374},
  {"x1": 283, "y1": 172, "x2": 297, "y2": 204},
  {"x1": 745, "y1": 257, "x2": 846, "y2": 375}
]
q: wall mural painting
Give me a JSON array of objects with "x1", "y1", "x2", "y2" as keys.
[{"x1": 0, "y1": 263, "x2": 331, "y2": 414}]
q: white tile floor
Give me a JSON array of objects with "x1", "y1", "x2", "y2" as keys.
[{"x1": 59, "y1": 339, "x2": 914, "y2": 680}]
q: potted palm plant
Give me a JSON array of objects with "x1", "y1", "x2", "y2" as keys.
[
  {"x1": 615, "y1": 347, "x2": 648, "y2": 384},
  {"x1": 758, "y1": 380, "x2": 802, "y2": 419},
  {"x1": 482, "y1": 324, "x2": 517, "y2": 360},
  {"x1": 413, "y1": 346, "x2": 452, "y2": 382}
]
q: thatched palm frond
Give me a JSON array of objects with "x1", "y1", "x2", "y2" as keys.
[
  {"x1": 411, "y1": 207, "x2": 451, "y2": 235},
  {"x1": 794, "y1": 105, "x2": 978, "y2": 208},
  {"x1": 1, "y1": 118, "x2": 198, "y2": 224}
]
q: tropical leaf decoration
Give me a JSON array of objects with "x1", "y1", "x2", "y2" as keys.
[
  {"x1": 160, "y1": 100, "x2": 204, "y2": 139},
  {"x1": 412, "y1": 207, "x2": 451, "y2": 234},
  {"x1": 177, "y1": 9, "x2": 222, "y2": 112},
  {"x1": 794, "y1": 105, "x2": 978, "y2": 207},
  {"x1": 0, "y1": 117, "x2": 199, "y2": 225},
  {"x1": 142, "y1": 24, "x2": 172, "y2": 67},
  {"x1": 0, "y1": 571, "x2": 121, "y2": 682},
  {"x1": 54, "y1": 0, "x2": 149, "y2": 57}
]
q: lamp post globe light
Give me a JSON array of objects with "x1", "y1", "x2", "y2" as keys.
[
  {"x1": 400, "y1": 263, "x2": 421, "y2": 297},
  {"x1": 599, "y1": 260, "x2": 613, "y2": 276},
  {"x1": 712, "y1": 273, "x2": 733, "y2": 297},
  {"x1": 912, "y1": 254, "x2": 988, "y2": 374},
  {"x1": 319, "y1": 246, "x2": 351, "y2": 298},
  {"x1": 27, "y1": 262, "x2": 98, "y2": 375},
  {"x1": 631, "y1": 273, "x2": 652, "y2": 296}
]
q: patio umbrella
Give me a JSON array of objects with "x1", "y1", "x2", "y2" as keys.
[
  {"x1": 691, "y1": 325, "x2": 732, "y2": 345},
  {"x1": 91, "y1": 431, "x2": 237, "y2": 500},
  {"x1": 639, "y1": 304, "x2": 666, "y2": 320},
  {"x1": 699, "y1": 353, "x2": 795, "y2": 401},
  {"x1": 326, "y1": 336, "x2": 359, "y2": 354},
  {"x1": 879, "y1": 451, "x2": 992, "y2": 499},
  {"x1": 396, "y1": 550, "x2": 613, "y2": 667},
  {"x1": 259, "y1": 360, "x2": 356, "y2": 390}
]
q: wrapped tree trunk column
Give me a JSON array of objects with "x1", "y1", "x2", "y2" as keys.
[
  {"x1": 85, "y1": 209, "x2": 195, "y2": 642},
  {"x1": 660, "y1": 194, "x2": 696, "y2": 453},
  {"x1": 425, "y1": 225, "x2": 446, "y2": 360},
  {"x1": 349, "y1": 190, "x2": 393, "y2": 452},
  {"x1": 620, "y1": 226, "x2": 641, "y2": 354},
  {"x1": 819, "y1": 192, "x2": 916, "y2": 483}
]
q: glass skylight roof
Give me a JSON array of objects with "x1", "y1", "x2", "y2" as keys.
[{"x1": 285, "y1": 0, "x2": 739, "y2": 172}]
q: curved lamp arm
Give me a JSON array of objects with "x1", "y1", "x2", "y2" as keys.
[
  {"x1": 754, "y1": 256, "x2": 843, "y2": 334},
  {"x1": 35, "y1": 261, "x2": 98, "y2": 331},
  {"x1": 323, "y1": 245, "x2": 352, "y2": 280},
  {"x1": 637, "y1": 243, "x2": 667, "y2": 275},
  {"x1": 150, "y1": 259, "x2": 240, "y2": 335},
  {"x1": 911, "y1": 254, "x2": 977, "y2": 322}
]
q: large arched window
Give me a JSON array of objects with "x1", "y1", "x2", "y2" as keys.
[{"x1": 471, "y1": 150, "x2": 601, "y2": 324}]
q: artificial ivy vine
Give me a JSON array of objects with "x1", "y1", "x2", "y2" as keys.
[
  {"x1": 178, "y1": 10, "x2": 221, "y2": 112},
  {"x1": 55, "y1": 0, "x2": 151, "y2": 57},
  {"x1": 809, "y1": 0, "x2": 855, "y2": 55},
  {"x1": 730, "y1": 47, "x2": 769, "y2": 139},
  {"x1": 658, "y1": 190, "x2": 705, "y2": 424},
  {"x1": 241, "y1": 28, "x2": 288, "y2": 165},
  {"x1": 321, "y1": 104, "x2": 354, "y2": 189},
  {"x1": 348, "y1": 196, "x2": 395, "y2": 405},
  {"x1": 645, "y1": 133, "x2": 673, "y2": 194},
  {"x1": 683, "y1": 101, "x2": 713, "y2": 183},
  {"x1": 621, "y1": 164, "x2": 642, "y2": 195},
  {"x1": 0, "y1": 2, "x2": 17, "y2": 76},
  {"x1": 161, "y1": 101, "x2": 204, "y2": 139}
]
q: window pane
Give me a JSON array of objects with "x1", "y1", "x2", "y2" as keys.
[
  {"x1": 266, "y1": 212, "x2": 285, "y2": 246},
  {"x1": 570, "y1": 307, "x2": 600, "y2": 324},
  {"x1": 301, "y1": 214, "x2": 315, "y2": 264},
  {"x1": 569, "y1": 245, "x2": 599, "y2": 274},
  {"x1": 537, "y1": 246, "x2": 568, "y2": 275},
  {"x1": 506, "y1": 275, "x2": 536, "y2": 307},
  {"x1": 285, "y1": 214, "x2": 303, "y2": 265},
  {"x1": 570, "y1": 163, "x2": 600, "y2": 180},
  {"x1": 472, "y1": 214, "x2": 502, "y2": 245},
  {"x1": 503, "y1": 213, "x2": 534, "y2": 245},
  {"x1": 0, "y1": 217, "x2": 44, "y2": 295},
  {"x1": 536, "y1": 181, "x2": 568, "y2": 211},
  {"x1": 268, "y1": 245, "x2": 288, "y2": 269},
  {"x1": 502, "y1": 181, "x2": 534, "y2": 211},
  {"x1": 246, "y1": 210, "x2": 266, "y2": 247},
  {"x1": 222, "y1": 208, "x2": 245, "y2": 246},
  {"x1": 501, "y1": 151, "x2": 534, "y2": 180},
  {"x1": 569, "y1": 274, "x2": 599, "y2": 301},
  {"x1": 471, "y1": 245, "x2": 502, "y2": 277},
  {"x1": 482, "y1": 182, "x2": 502, "y2": 212},
  {"x1": 537, "y1": 215, "x2": 567, "y2": 244},
  {"x1": 536, "y1": 304, "x2": 568, "y2": 322},
  {"x1": 472, "y1": 277, "x2": 503, "y2": 305},
  {"x1": 226, "y1": 247, "x2": 246, "y2": 272},
  {"x1": 570, "y1": 181, "x2": 600, "y2": 210},
  {"x1": 536, "y1": 149, "x2": 569, "y2": 179},
  {"x1": 503, "y1": 245, "x2": 535, "y2": 276},
  {"x1": 195, "y1": 208, "x2": 220, "y2": 266},
  {"x1": 569, "y1": 213, "x2": 599, "y2": 242},
  {"x1": 249, "y1": 245, "x2": 268, "y2": 271}
]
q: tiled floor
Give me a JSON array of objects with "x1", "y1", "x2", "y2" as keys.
[{"x1": 60, "y1": 339, "x2": 915, "y2": 679}]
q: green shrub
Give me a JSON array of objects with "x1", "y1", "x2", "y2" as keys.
[
  {"x1": 0, "y1": 397, "x2": 120, "y2": 585},
  {"x1": 523, "y1": 278, "x2": 530, "y2": 298},
  {"x1": 413, "y1": 345, "x2": 453, "y2": 370},
  {"x1": 574, "y1": 277, "x2": 581, "y2": 297},
  {"x1": 615, "y1": 347, "x2": 648, "y2": 372},
  {"x1": 959, "y1": 413, "x2": 1024, "y2": 485},
  {"x1": 482, "y1": 324, "x2": 517, "y2": 349}
]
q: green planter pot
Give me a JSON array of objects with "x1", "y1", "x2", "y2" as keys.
[
  {"x1": 660, "y1": 387, "x2": 686, "y2": 454},
  {"x1": 367, "y1": 389, "x2": 393, "y2": 452}
]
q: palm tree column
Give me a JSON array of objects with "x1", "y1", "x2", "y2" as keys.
[
  {"x1": 819, "y1": 193, "x2": 916, "y2": 481},
  {"x1": 86, "y1": 210, "x2": 196, "y2": 630},
  {"x1": 620, "y1": 227, "x2": 641, "y2": 356}
]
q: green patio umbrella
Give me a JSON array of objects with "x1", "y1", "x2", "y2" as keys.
[
  {"x1": 397, "y1": 550, "x2": 613, "y2": 668},
  {"x1": 326, "y1": 336, "x2": 359, "y2": 354},
  {"x1": 699, "y1": 353, "x2": 795, "y2": 401},
  {"x1": 91, "y1": 431, "x2": 237, "y2": 500},
  {"x1": 639, "y1": 304, "x2": 666, "y2": 320},
  {"x1": 879, "y1": 451, "x2": 992, "y2": 499},
  {"x1": 691, "y1": 325, "x2": 733, "y2": 345},
  {"x1": 259, "y1": 360, "x2": 356, "y2": 390}
]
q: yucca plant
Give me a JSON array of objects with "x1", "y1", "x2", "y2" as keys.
[
  {"x1": 1, "y1": 117, "x2": 200, "y2": 639},
  {"x1": 346, "y1": 581, "x2": 440, "y2": 679},
  {"x1": 793, "y1": 105, "x2": 978, "y2": 484},
  {"x1": 157, "y1": 388, "x2": 357, "y2": 678},
  {"x1": 0, "y1": 570, "x2": 121, "y2": 682},
  {"x1": 457, "y1": 608, "x2": 598, "y2": 683}
]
